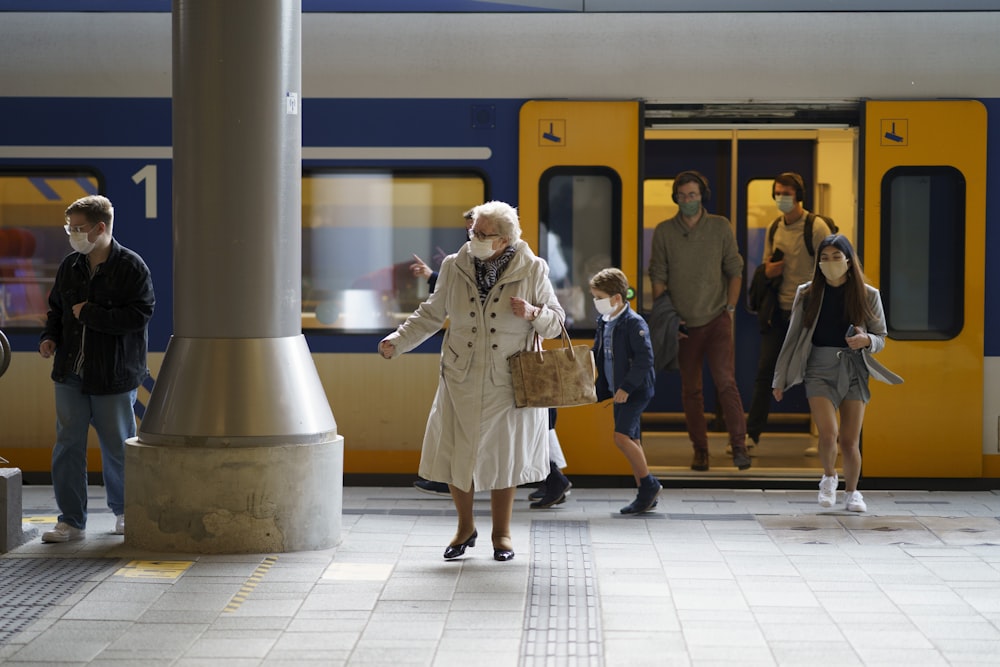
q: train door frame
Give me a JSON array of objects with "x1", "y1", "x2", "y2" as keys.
[{"x1": 638, "y1": 124, "x2": 859, "y2": 476}]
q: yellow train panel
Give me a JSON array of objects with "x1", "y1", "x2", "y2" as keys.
[
  {"x1": 862, "y1": 101, "x2": 987, "y2": 477},
  {"x1": 517, "y1": 100, "x2": 641, "y2": 476}
]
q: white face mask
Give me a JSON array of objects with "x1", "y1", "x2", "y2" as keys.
[
  {"x1": 469, "y1": 238, "x2": 497, "y2": 260},
  {"x1": 775, "y1": 195, "x2": 796, "y2": 214},
  {"x1": 593, "y1": 297, "x2": 616, "y2": 316},
  {"x1": 69, "y1": 231, "x2": 96, "y2": 255},
  {"x1": 819, "y1": 258, "x2": 849, "y2": 281}
]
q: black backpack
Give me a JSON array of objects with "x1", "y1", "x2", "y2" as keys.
[{"x1": 767, "y1": 212, "x2": 838, "y2": 257}]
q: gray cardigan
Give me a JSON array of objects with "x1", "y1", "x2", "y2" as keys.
[{"x1": 772, "y1": 282, "x2": 903, "y2": 392}]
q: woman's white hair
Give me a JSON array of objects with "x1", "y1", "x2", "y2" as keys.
[{"x1": 472, "y1": 200, "x2": 521, "y2": 244}]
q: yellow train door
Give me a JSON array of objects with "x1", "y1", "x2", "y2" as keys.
[
  {"x1": 518, "y1": 100, "x2": 642, "y2": 475},
  {"x1": 862, "y1": 101, "x2": 987, "y2": 478}
]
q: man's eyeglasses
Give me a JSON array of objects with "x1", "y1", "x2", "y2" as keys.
[
  {"x1": 675, "y1": 192, "x2": 702, "y2": 202},
  {"x1": 468, "y1": 230, "x2": 501, "y2": 242},
  {"x1": 64, "y1": 222, "x2": 95, "y2": 234}
]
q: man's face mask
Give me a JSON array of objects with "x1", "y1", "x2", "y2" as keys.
[
  {"x1": 775, "y1": 194, "x2": 796, "y2": 214},
  {"x1": 68, "y1": 230, "x2": 96, "y2": 255}
]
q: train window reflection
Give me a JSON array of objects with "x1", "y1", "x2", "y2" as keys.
[
  {"x1": 641, "y1": 178, "x2": 679, "y2": 309},
  {"x1": 0, "y1": 172, "x2": 101, "y2": 329},
  {"x1": 301, "y1": 171, "x2": 485, "y2": 332},
  {"x1": 539, "y1": 169, "x2": 621, "y2": 332},
  {"x1": 881, "y1": 166, "x2": 965, "y2": 340},
  {"x1": 744, "y1": 178, "x2": 782, "y2": 307}
]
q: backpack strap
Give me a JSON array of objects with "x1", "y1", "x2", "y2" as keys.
[
  {"x1": 768, "y1": 217, "x2": 780, "y2": 249},
  {"x1": 804, "y1": 212, "x2": 815, "y2": 257}
]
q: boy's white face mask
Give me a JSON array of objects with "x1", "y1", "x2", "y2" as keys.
[{"x1": 593, "y1": 297, "x2": 615, "y2": 316}]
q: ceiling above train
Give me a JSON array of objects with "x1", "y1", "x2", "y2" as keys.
[{"x1": 1, "y1": 0, "x2": 994, "y2": 11}]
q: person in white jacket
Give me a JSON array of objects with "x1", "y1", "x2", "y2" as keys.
[
  {"x1": 379, "y1": 201, "x2": 565, "y2": 561},
  {"x1": 772, "y1": 234, "x2": 902, "y2": 513}
]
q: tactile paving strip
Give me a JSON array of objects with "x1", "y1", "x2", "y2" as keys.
[
  {"x1": 0, "y1": 558, "x2": 118, "y2": 644},
  {"x1": 521, "y1": 520, "x2": 602, "y2": 667}
]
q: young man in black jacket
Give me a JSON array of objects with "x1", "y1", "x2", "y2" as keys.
[
  {"x1": 746, "y1": 173, "x2": 833, "y2": 447},
  {"x1": 39, "y1": 195, "x2": 155, "y2": 542}
]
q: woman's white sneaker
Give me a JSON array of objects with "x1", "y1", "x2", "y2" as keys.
[
  {"x1": 41, "y1": 522, "x2": 85, "y2": 543},
  {"x1": 845, "y1": 491, "x2": 867, "y2": 512},
  {"x1": 817, "y1": 474, "x2": 838, "y2": 508}
]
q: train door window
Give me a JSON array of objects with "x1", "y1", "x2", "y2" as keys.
[
  {"x1": 0, "y1": 172, "x2": 100, "y2": 329},
  {"x1": 881, "y1": 166, "x2": 965, "y2": 340},
  {"x1": 301, "y1": 170, "x2": 485, "y2": 332},
  {"x1": 539, "y1": 169, "x2": 621, "y2": 332},
  {"x1": 640, "y1": 178, "x2": 679, "y2": 310},
  {"x1": 744, "y1": 178, "x2": 780, "y2": 305}
]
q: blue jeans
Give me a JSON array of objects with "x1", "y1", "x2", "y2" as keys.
[{"x1": 52, "y1": 374, "x2": 136, "y2": 529}]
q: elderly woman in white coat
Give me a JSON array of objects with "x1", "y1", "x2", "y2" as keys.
[
  {"x1": 772, "y1": 234, "x2": 902, "y2": 513},
  {"x1": 379, "y1": 201, "x2": 565, "y2": 561}
]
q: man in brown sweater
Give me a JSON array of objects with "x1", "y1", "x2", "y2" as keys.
[{"x1": 648, "y1": 171, "x2": 749, "y2": 471}]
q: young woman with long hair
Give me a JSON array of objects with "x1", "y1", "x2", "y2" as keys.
[{"x1": 772, "y1": 234, "x2": 902, "y2": 512}]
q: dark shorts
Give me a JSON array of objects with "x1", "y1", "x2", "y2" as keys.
[{"x1": 613, "y1": 386, "x2": 653, "y2": 440}]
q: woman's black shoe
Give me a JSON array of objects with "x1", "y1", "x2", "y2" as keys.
[
  {"x1": 493, "y1": 548, "x2": 515, "y2": 561},
  {"x1": 443, "y1": 530, "x2": 477, "y2": 559},
  {"x1": 530, "y1": 461, "x2": 572, "y2": 508},
  {"x1": 530, "y1": 480, "x2": 572, "y2": 509}
]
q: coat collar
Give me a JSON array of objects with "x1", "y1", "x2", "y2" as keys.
[{"x1": 453, "y1": 239, "x2": 537, "y2": 284}]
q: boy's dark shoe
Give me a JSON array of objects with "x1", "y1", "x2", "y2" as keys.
[
  {"x1": 530, "y1": 461, "x2": 572, "y2": 509},
  {"x1": 413, "y1": 479, "x2": 451, "y2": 496},
  {"x1": 620, "y1": 475, "x2": 662, "y2": 514}
]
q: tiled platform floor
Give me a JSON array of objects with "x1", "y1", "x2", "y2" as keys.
[{"x1": 3, "y1": 484, "x2": 1000, "y2": 665}]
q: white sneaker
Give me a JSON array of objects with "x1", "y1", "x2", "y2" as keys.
[
  {"x1": 817, "y1": 474, "x2": 838, "y2": 508},
  {"x1": 114, "y1": 514, "x2": 125, "y2": 535},
  {"x1": 845, "y1": 491, "x2": 867, "y2": 512},
  {"x1": 42, "y1": 522, "x2": 85, "y2": 543}
]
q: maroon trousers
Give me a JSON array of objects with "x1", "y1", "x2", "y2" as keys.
[{"x1": 677, "y1": 312, "x2": 747, "y2": 451}]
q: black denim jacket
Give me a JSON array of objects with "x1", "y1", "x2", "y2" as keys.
[{"x1": 41, "y1": 239, "x2": 155, "y2": 395}]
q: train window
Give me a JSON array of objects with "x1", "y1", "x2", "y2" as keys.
[
  {"x1": 0, "y1": 172, "x2": 101, "y2": 329},
  {"x1": 744, "y1": 178, "x2": 781, "y2": 305},
  {"x1": 881, "y1": 166, "x2": 965, "y2": 340},
  {"x1": 641, "y1": 178, "x2": 680, "y2": 310},
  {"x1": 301, "y1": 170, "x2": 485, "y2": 332},
  {"x1": 539, "y1": 169, "x2": 622, "y2": 332}
]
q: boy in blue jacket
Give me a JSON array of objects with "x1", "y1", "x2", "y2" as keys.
[{"x1": 590, "y1": 268, "x2": 661, "y2": 514}]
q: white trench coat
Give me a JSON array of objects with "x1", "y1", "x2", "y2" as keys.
[{"x1": 381, "y1": 240, "x2": 565, "y2": 492}]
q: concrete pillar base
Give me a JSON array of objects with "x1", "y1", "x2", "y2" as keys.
[
  {"x1": 125, "y1": 436, "x2": 343, "y2": 553},
  {"x1": 1, "y1": 468, "x2": 37, "y2": 553}
]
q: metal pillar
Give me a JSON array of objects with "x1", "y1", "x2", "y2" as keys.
[{"x1": 125, "y1": 0, "x2": 343, "y2": 553}]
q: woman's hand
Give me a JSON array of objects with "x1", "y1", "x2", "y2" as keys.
[
  {"x1": 846, "y1": 328, "x2": 872, "y2": 350},
  {"x1": 510, "y1": 296, "x2": 539, "y2": 321},
  {"x1": 772, "y1": 387, "x2": 783, "y2": 402},
  {"x1": 378, "y1": 340, "x2": 396, "y2": 359},
  {"x1": 613, "y1": 388, "x2": 630, "y2": 404}
]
